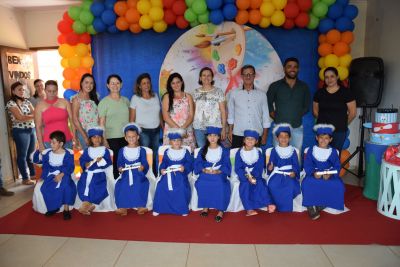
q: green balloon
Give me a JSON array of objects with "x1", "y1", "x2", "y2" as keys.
[
  {"x1": 184, "y1": 8, "x2": 197, "y2": 23},
  {"x1": 81, "y1": 1, "x2": 92, "y2": 11},
  {"x1": 190, "y1": 20, "x2": 200, "y2": 28},
  {"x1": 87, "y1": 25, "x2": 97, "y2": 35},
  {"x1": 312, "y1": 0, "x2": 319, "y2": 5},
  {"x1": 198, "y1": 11, "x2": 209, "y2": 24},
  {"x1": 307, "y1": 14, "x2": 319, "y2": 30},
  {"x1": 185, "y1": 0, "x2": 195, "y2": 7},
  {"x1": 72, "y1": 20, "x2": 87, "y2": 34},
  {"x1": 312, "y1": 2, "x2": 328, "y2": 18},
  {"x1": 321, "y1": 0, "x2": 335, "y2": 6},
  {"x1": 192, "y1": 0, "x2": 207, "y2": 15},
  {"x1": 68, "y1": 6, "x2": 81, "y2": 21},
  {"x1": 80, "y1": 10, "x2": 94, "y2": 25}
]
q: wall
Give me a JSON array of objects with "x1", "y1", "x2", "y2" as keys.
[{"x1": 0, "y1": 5, "x2": 27, "y2": 49}]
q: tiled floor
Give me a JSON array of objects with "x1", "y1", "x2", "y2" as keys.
[{"x1": 0, "y1": 176, "x2": 399, "y2": 267}]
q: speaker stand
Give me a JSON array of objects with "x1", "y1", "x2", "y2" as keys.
[{"x1": 341, "y1": 107, "x2": 367, "y2": 178}]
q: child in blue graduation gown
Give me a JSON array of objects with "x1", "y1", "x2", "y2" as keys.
[
  {"x1": 114, "y1": 123, "x2": 150, "y2": 216},
  {"x1": 194, "y1": 126, "x2": 231, "y2": 223},
  {"x1": 153, "y1": 128, "x2": 193, "y2": 216},
  {"x1": 236, "y1": 130, "x2": 275, "y2": 216},
  {"x1": 32, "y1": 130, "x2": 76, "y2": 220},
  {"x1": 77, "y1": 127, "x2": 113, "y2": 215},
  {"x1": 302, "y1": 124, "x2": 345, "y2": 220},
  {"x1": 267, "y1": 123, "x2": 301, "y2": 212}
]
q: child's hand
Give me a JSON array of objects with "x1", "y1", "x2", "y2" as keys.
[
  {"x1": 289, "y1": 172, "x2": 296, "y2": 178},
  {"x1": 314, "y1": 172, "x2": 322, "y2": 179},
  {"x1": 161, "y1": 169, "x2": 166, "y2": 175},
  {"x1": 323, "y1": 174, "x2": 331, "y2": 180},
  {"x1": 85, "y1": 162, "x2": 91, "y2": 168},
  {"x1": 202, "y1": 168, "x2": 210, "y2": 174},
  {"x1": 118, "y1": 167, "x2": 123, "y2": 173},
  {"x1": 53, "y1": 173, "x2": 64, "y2": 183},
  {"x1": 138, "y1": 165, "x2": 144, "y2": 172},
  {"x1": 179, "y1": 166, "x2": 184, "y2": 172},
  {"x1": 212, "y1": 169, "x2": 222, "y2": 174},
  {"x1": 268, "y1": 162, "x2": 274, "y2": 171},
  {"x1": 96, "y1": 157, "x2": 103, "y2": 162}
]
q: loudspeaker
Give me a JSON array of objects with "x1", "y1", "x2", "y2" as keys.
[{"x1": 349, "y1": 57, "x2": 384, "y2": 107}]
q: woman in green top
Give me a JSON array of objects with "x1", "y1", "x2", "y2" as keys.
[{"x1": 98, "y1": 74, "x2": 130, "y2": 179}]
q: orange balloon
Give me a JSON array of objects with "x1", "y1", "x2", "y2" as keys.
[
  {"x1": 249, "y1": 9, "x2": 262, "y2": 25},
  {"x1": 127, "y1": 0, "x2": 138, "y2": 8},
  {"x1": 129, "y1": 23, "x2": 142, "y2": 34},
  {"x1": 116, "y1": 17, "x2": 130, "y2": 31},
  {"x1": 333, "y1": 42, "x2": 350, "y2": 57},
  {"x1": 114, "y1": 1, "x2": 128, "y2": 16},
  {"x1": 237, "y1": 0, "x2": 251, "y2": 10},
  {"x1": 318, "y1": 43, "x2": 333, "y2": 57},
  {"x1": 341, "y1": 31, "x2": 354, "y2": 44},
  {"x1": 235, "y1": 10, "x2": 249, "y2": 25},
  {"x1": 70, "y1": 79, "x2": 80, "y2": 90},
  {"x1": 326, "y1": 29, "x2": 341, "y2": 44},
  {"x1": 76, "y1": 67, "x2": 91, "y2": 78},
  {"x1": 81, "y1": 56, "x2": 94, "y2": 68},
  {"x1": 62, "y1": 79, "x2": 71, "y2": 89},
  {"x1": 250, "y1": 0, "x2": 263, "y2": 9},
  {"x1": 318, "y1": 34, "x2": 326, "y2": 44},
  {"x1": 125, "y1": 8, "x2": 141, "y2": 24},
  {"x1": 63, "y1": 68, "x2": 76, "y2": 80}
]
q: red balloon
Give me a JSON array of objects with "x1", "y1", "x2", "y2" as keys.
[
  {"x1": 63, "y1": 11, "x2": 74, "y2": 24},
  {"x1": 342, "y1": 79, "x2": 349, "y2": 88},
  {"x1": 284, "y1": 3, "x2": 300, "y2": 19},
  {"x1": 283, "y1": 18, "x2": 295, "y2": 30},
  {"x1": 79, "y1": 33, "x2": 91, "y2": 44},
  {"x1": 66, "y1": 32, "x2": 79, "y2": 45},
  {"x1": 172, "y1": 0, "x2": 187, "y2": 16},
  {"x1": 297, "y1": 0, "x2": 312, "y2": 12},
  {"x1": 295, "y1": 12, "x2": 309, "y2": 28},
  {"x1": 57, "y1": 34, "x2": 67, "y2": 45},
  {"x1": 163, "y1": 0, "x2": 175, "y2": 9},
  {"x1": 318, "y1": 80, "x2": 325, "y2": 89},
  {"x1": 176, "y1": 16, "x2": 189, "y2": 29},
  {"x1": 164, "y1": 9, "x2": 177, "y2": 25},
  {"x1": 57, "y1": 20, "x2": 73, "y2": 34}
]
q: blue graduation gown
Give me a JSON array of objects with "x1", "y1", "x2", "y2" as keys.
[
  {"x1": 114, "y1": 146, "x2": 149, "y2": 208},
  {"x1": 302, "y1": 145, "x2": 345, "y2": 210},
  {"x1": 153, "y1": 148, "x2": 193, "y2": 215},
  {"x1": 77, "y1": 146, "x2": 112, "y2": 204},
  {"x1": 267, "y1": 146, "x2": 301, "y2": 212},
  {"x1": 40, "y1": 149, "x2": 77, "y2": 212},
  {"x1": 194, "y1": 146, "x2": 232, "y2": 211},
  {"x1": 236, "y1": 148, "x2": 273, "y2": 210}
]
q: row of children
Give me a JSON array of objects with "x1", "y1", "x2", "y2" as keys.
[{"x1": 32, "y1": 122, "x2": 345, "y2": 222}]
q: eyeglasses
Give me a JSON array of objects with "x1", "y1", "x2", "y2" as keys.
[{"x1": 242, "y1": 73, "x2": 255, "y2": 77}]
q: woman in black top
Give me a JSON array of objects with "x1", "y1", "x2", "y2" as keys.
[{"x1": 313, "y1": 67, "x2": 357, "y2": 151}]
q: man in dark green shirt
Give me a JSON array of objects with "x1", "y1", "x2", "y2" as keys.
[{"x1": 267, "y1": 57, "x2": 311, "y2": 152}]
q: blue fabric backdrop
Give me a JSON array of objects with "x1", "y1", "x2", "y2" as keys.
[{"x1": 92, "y1": 26, "x2": 319, "y2": 150}]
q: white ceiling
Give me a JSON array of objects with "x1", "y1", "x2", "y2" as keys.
[{"x1": 0, "y1": 0, "x2": 80, "y2": 10}]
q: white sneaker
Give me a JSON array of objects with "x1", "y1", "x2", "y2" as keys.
[{"x1": 152, "y1": 212, "x2": 159, "y2": 216}]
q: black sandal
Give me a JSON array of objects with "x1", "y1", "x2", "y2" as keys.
[
  {"x1": 200, "y1": 209, "x2": 209, "y2": 217},
  {"x1": 215, "y1": 215, "x2": 223, "y2": 223}
]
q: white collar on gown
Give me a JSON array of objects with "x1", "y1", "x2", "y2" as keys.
[
  {"x1": 88, "y1": 146, "x2": 106, "y2": 159},
  {"x1": 205, "y1": 146, "x2": 222, "y2": 164},
  {"x1": 240, "y1": 147, "x2": 259, "y2": 165},
  {"x1": 275, "y1": 145, "x2": 294, "y2": 159},
  {"x1": 49, "y1": 151, "x2": 65, "y2": 167},
  {"x1": 167, "y1": 148, "x2": 186, "y2": 161},
  {"x1": 123, "y1": 146, "x2": 140, "y2": 161},
  {"x1": 312, "y1": 145, "x2": 332, "y2": 162}
]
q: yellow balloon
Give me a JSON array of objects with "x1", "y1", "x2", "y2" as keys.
[
  {"x1": 61, "y1": 58, "x2": 69, "y2": 68},
  {"x1": 75, "y1": 43, "x2": 89, "y2": 57},
  {"x1": 259, "y1": 16, "x2": 271, "y2": 28},
  {"x1": 337, "y1": 66, "x2": 349, "y2": 80},
  {"x1": 68, "y1": 56, "x2": 81, "y2": 68},
  {"x1": 324, "y1": 54, "x2": 339, "y2": 67},
  {"x1": 318, "y1": 57, "x2": 325, "y2": 69},
  {"x1": 319, "y1": 68, "x2": 326, "y2": 80},
  {"x1": 150, "y1": 0, "x2": 163, "y2": 7},
  {"x1": 272, "y1": 0, "x2": 287, "y2": 10},
  {"x1": 58, "y1": 44, "x2": 75, "y2": 58},
  {"x1": 271, "y1": 10, "x2": 285, "y2": 26},
  {"x1": 153, "y1": 20, "x2": 167, "y2": 33},
  {"x1": 339, "y1": 54, "x2": 352, "y2": 68},
  {"x1": 149, "y1": 7, "x2": 164, "y2": 21},
  {"x1": 139, "y1": 14, "x2": 153, "y2": 30},
  {"x1": 81, "y1": 56, "x2": 94, "y2": 68},
  {"x1": 137, "y1": 0, "x2": 151, "y2": 15},
  {"x1": 260, "y1": 2, "x2": 275, "y2": 17}
]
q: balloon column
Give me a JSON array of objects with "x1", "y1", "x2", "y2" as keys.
[{"x1": 163, "y1": 0, "x2": 190, "y2": 29}]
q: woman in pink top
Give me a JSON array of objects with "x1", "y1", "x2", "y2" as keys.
[{"x1": 34, "y1": 80, "x2": 75, "y2": 151}]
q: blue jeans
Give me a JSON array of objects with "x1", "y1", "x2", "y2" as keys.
[
  {"x1": 273, "y1": 126, "x2": 304, "y2": 153},
  {"x1": 12, "y1": 127, "x2": 36, "y2": 180},
  {"x1": 76, "y1": 130, "x2": 88, "y2": 150},
  {"x1": 194, "y1": 129, "x2": 207, "y2": 148},
  {"x1": 140, "y1": 127, "x2": 160, "y2": 175}
]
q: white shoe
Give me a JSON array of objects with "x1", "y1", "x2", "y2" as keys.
[
  {"x1": 152, "y1": 212, "x2": 159, "y2": 216},
  {"x1": 182, "y1": 214, "x2": 188, "y2": 217}
]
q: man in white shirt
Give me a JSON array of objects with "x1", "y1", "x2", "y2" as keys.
[{"x1": 227, "y1": 65, "x2": 271, "y2": 148}]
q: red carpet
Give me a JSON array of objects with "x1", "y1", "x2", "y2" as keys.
[{"x1": 1, "y1": 185, "x2": 399, "y2": 245}]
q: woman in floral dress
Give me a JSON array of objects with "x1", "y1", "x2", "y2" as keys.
[{"x1": 161, "y1": 73, "x2": 195, "y2": 151}]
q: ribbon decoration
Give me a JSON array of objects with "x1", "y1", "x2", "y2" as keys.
[
  {"x1": 84, "y1": 169, "x2": 105, "y2": 196},
  {"x1": 163, "y1": 164, "x2": 182, "y2": 191},
  {"x1": 267, "y1": 165, "x2": 293, "y2": 185},
  {"x1": 48, "y1": 170, "x2": 61, "y2": 188},
  {"x1": 245, "y1": 167, "x2": 256, "y2": 184},
  {"x1": 315, "y1": 169, "x2": 338, "y2": 176},
  {"x1": 121, "y1": 162, "x2": 142, "y2": 186}
]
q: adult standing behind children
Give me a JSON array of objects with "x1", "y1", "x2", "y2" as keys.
[
  {"x1": 98, "y1": 74, "x2": 130, "y2": 179},
  {"x1": 227, "y1": 65, "x2": 271, "y2": 148},
  {"x1": 267, "y1": 57, "x2": 311, "y2": 152}
]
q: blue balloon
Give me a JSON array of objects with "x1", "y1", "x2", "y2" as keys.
[
  {"x1": 107, "y1": 25, "x2": 119, "y2": 34},
  {"x1": 222, "y1": 4, "x2": 237, "y2": 20},
  {"x1": 224, "y1": 0, "x2": 235, "y2": 3},
  {"x1": 209, "y1": 9, "x2": 224, "y2": 25},
  {"x1": 327, "y1": 3, "x2": 343, "y2": 19},
  {"x1": 342, "y1": 138, "x2": 350, "y2": 149},
  {"x1": 318, "y1": 18, "x2": 335, "y2": 33},
  {"x1": 336, "y1": 16, "x2": 354, "y2": 31},
  {"x1": 93, "y1": 17, "x2": 106, "y2": 32},
  {"x1": 206, "y1": 0, "x2": 223, "y2": 10},
  {"x1": 101, "y1": 10, "x2": 116, "y2": 26},
  {"x1": 90, "y1": 2, "x2": 105, "y2": 17},
  {"x1": 63, "y1": 89, "x2": 78, "y2": 101},
  {"x1": 344, "y1": 5, "x2": 358, "y2": 19},
  {"x1": 336, "y1": 0, "x2": 349, "y2": 6},
  {"x1": 104, "y1": 0, "x2": 117, "y2": 10}
]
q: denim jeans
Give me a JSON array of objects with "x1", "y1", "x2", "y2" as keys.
[
  {"x1": 12, "y1": 127, "x2": 36, "y2": 180},
  {"x1": 76, "y1": 130, "x2": 88, "y2": 150},
  {"x1": 140, "y1": 127, "x2": 160, "y2": 175},
  {"x1": 194, "y1": 129, "x2": 207, "y2": 148},
  {"x1": 273, "y1": 126, "x2": 304, "y2": 153}
]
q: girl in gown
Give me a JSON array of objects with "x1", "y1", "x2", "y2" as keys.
[
  {"x1": 302, "y1": 124, "x2": 345, "y2": 220},
  {"x1": 153, "y1": 128, "x2": 193, "y2": 216},
  {"x1": 236, "y1": 130, "x2": 275, "y2": 216},
  {"x1": 267, "y1": 123, "x2": 301, "y2": 212},
  {"x1": 77, "y1": 126, "x2": 113, "y2": 215},
  {"x1": 114, "y1": 123, "x2": 150, "y2": 216},
  {"x1": 194, "y1": 126, "x2": 231, "y2": 223},
  {"x1": 32, "y1": 130, "x2": 76, "y2": 220}
]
